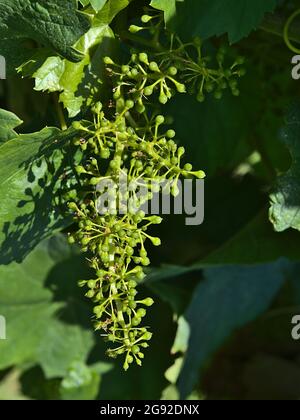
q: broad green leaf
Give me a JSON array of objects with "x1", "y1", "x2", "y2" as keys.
[
  {"x1": 175, "y1": 0, "x2": 278, "y2": 43},
  {"x1": 21, "y1": 0, "x2": 130, "y2": 117},
  {"x1": 0, "y1": 235, "x2": 95, "y2": 378},
  {"x1": 150, "y1": 0, "x2": 183, "y2": 24},
  {"x1": 167, "y1": 92, "x2": 253, "y2": 177},
  {"x1": 177, "y1": 260, "x2": 289, "y2": 398},
  {"x1": 0, "y1": 109, "x2": 23, "y2": 144},
  {"x1": 0, "y1": 121, "x2": 75, "y2": 264},
  {"x1": 202, "y1": 210, "x2": 300, "y2": 265},
  {"x1": 0, "y1": 0, "x2": 90, "y2": 67},
  {"x1": 59, "y1": 361, "x2": 112, "y2": 400},
  {"x1": 80, "y1": 0, "x2": 107, "y2": 12},
  {"x1": 270, "y1": 104, "x2": 300, "y2": 232}
]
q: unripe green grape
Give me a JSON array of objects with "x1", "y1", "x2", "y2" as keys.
[
  {"x1": 131, "y1": 345, "x2": 140, "y2": 354},
  {"x1": 141, "y1": 298, "x2": 154, "y2": 307},
  {"x1": 184, "y1": 163, "x2": 193, "y2": 171},
  {"x1": 149, "y1": 61, "x2": 160, "y2": 72},
  {"x1": 81, "y1": 237, "x2": 91, "y2": 246},
  {"x1": 126, "y1": 100, "x2": 134, "y2": 109},
  {"x1": 90, "y1": 177, "x2": 101, "y2": 186},
  {"x1": 129, "y1": 301, "x2": 137, "y2": 309},
  {"x1": 141, "y1": 343, "x2": 149, "y2": 348},
  {"x1": 232, "y1": 88, "x2": 240, "y2": 97},
  {"x1": 140, "y1": 249, "x2": 147, "y2": 258},
  {"x1": 128, "y1": 280, "x2": 137, "y2": 288},
  {"x1": 159, "y1": 94, "x2": 168, "y2": 104},
  {"x1": 214, "y1": 90, "x2": 223, "y2": 100},
  {"x1": 166, "y1": 129, "x2": 176, "y2": 139},
  {"x1": 68, "y1": 235, "x2": 75, "y2": 244},
  {"x1": 136, "y1": 271, "x2": 146, "y2": 281},
  {"x1": 87, "y1": 279, "x2": 97, "y2": 289},
  {"x1": 136, "y1": 103, "x2": 146, "y2": 114},
  {"x1": 76, "y1": 165, "x2": 86, "y2": 174},
  {"x1": 176, "y1": 83, "x2": 186, "y2": 93},
  {"x1": 122, "y1": 65, "x2": 130, "y2": 74},
  {"x1": 205, "y1": 82, "x2": 214, "y2": 93},
  {"x1": 132, "y1": 317, "x2": 141, "y2": 326},
  {"x1": 156, "y1": 115, "x2": 165, "y2": 125},
  {"x1": 197, "y1": 92, "x2": 205, "y2": 103},
  {"x1": 139, "y1": 53, "x2": 149, "y2": 65},
  {"x1": 142, "y1": 331, "x2": 153, "y2": 340},
  {"x1": 171, "y1": 184, "x2": 180, "y2": 197},
  {"x1": 110, "y1": 160, "x2": 119, "y2": 170},
  {"x1": 137, "y1": 308, "x2": 146, "y2": 318},
  {"x1": 100, "y1": 149, "x2": 110, "y2": 159},
  {"x1": 72, "y1": 121, "x2": 83, "y2": 130},
  {"x1": 129, "y1": 25, "x2": 143, "y2": 33},
  {"x1": 131, "y1": 68, "x2": 139, "y2": 77},
  {"x1": 141, "y1": 14, "x2": 152, "y2": 23},
  {"x1": 78, "y1": 280, "x2": 87, "y2": 288},
  {"x1": 86, "y1": 290, "x2": 95, "y2": 299},
  {"x1": 194, "y1": 170, "x2": 206, "y2": 179},
  {"x1": 168, "y1": 66, "x2": 178, "y2": 76},
  {"x1": 103, "y1": 56, "x2": 114, "y2": 65},
  {"x1": 178, "y1": 146, "x2": 185, "y2": 155},
  {"x1": 144, "y1": 86, "x2": 154, "y2": 96}
]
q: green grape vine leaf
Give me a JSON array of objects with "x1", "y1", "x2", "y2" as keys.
[
  {"x1": 59, "y1": 361, "x2": 112, "y2": 400},
  {"x1": 0, "y1": 109, "x2": 23, "y2": 144},
  {"x1": 175, "y1": 0, "x2": 279, "y2": 43},
  {"x1": 0, "y1": 0, "x2": 90, "y2": 74},
  {"x1": 19, "y1": 0, "x2": 130, "y2": 117},
  {"x1": 270, "y1": 104, "x2": 300, "y2": 232},
  {"x1": 150, "y1": 0, "x2": 184, "y2": 25},
  {"x1": 80, "y1": 0, "x2": 108, "y2": 12},
  {"x1": 176, "y1": 260, "x2": 290, "y2": 398},
  {"x1": 0, "y1": 235, "x2": 96, "y2": 378},
  {"x1": 0, "y1": 118, "x2": 75, "y2": 264}
]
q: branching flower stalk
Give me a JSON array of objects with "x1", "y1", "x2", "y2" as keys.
[{"x1": 67, "y1": 12, "x2": 245, "y2": 370}]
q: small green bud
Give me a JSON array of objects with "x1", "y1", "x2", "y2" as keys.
[
  {"x1": 141, "y1": 298, "x2": 154, "y2": 307},
  {"x1": 149, "y1": 61, "x2": 160, "y2": 72},
  {"x1": 184, "y1": 163, "x2": 193, "y2": 172},
  {"x1": 168, "y1": 66, "x2": 178, "y2": 76},
  {"x1": 141, "y1": 15, "x2": 152, "y2": 23},
  {"x1": 159, "y1": 94, "x2": 168, "y2": 104},
  {"x1": 90, "y1": 177, "x2": 101, "y2": 185},
  {"x1": 129, "y1": 25, "x2": 143, "y2": 34},
  {"x1": 103, "y1": 57, "x2": 114, "y2": 65},
  {"x1": 156, "y1": 115, "x2": 165, "y2": 125},
  {"x1": 131, "y1": 345, "x2": 140, "y2": 354},
  {"x1": 142, "y1": 331, "x2": 153, "y2": 340},
  {"x1": 139, "y1": 53, "x2": 149, "y2": 65},
  {"x1": 166, "y1": 129, "x2": 176, "y2": 139},
  {"x1": 144, "y1": 86, "x2": 154, "y2": 96},
  {"x1": 193, "y1": 170, "x2": 206, "y2": 179},
  {"x1": 126, "y1": 100, "x2": 134, "y2": 109}
]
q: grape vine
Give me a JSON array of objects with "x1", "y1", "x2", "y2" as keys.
[{"x1": 67, "y1": 11, "x2": 245, "y2": 370}]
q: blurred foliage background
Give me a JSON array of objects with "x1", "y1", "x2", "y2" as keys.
[{"x1": 1, "y1": 0, "x2": 300, "y2": 400}]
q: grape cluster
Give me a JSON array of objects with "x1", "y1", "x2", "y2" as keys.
[{"x1": 68, "y1": 11, "x2": 244, "y2": 369}]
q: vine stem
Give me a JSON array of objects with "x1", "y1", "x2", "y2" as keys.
[
  {"x1": 53, "y1": 93, "x2": 67, "y2": 130},
  {"x1": 260, "y1": 12, "x2": 300, "y2": 46}
]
